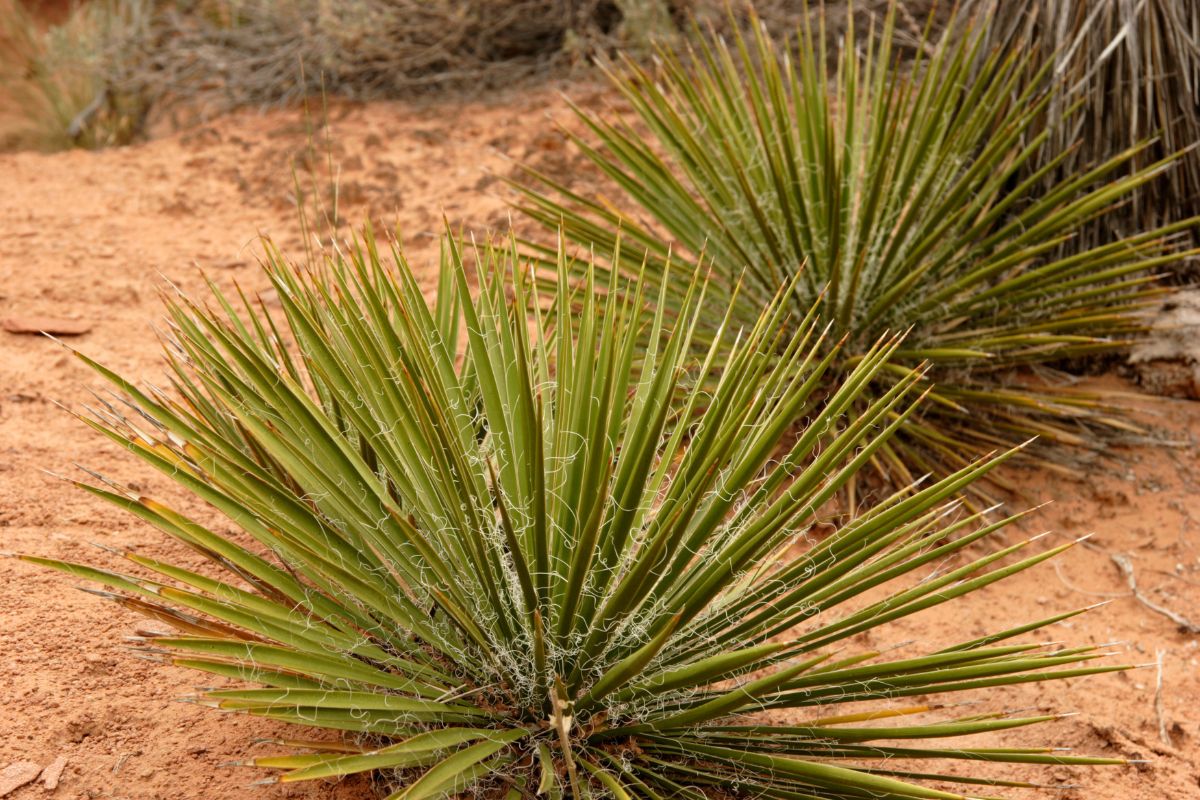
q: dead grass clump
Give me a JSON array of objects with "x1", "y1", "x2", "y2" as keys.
[
  {"x1": 129, "y1": 0, "x2": 645, "y2": 109},
  {"x1": 965, "y1": 0, "x2": 1200, "y2": 265},
  {"x1": 0, "y1": 0, "x2": 151, "y2": 150},
  {"x1": 1, "y1": 1, "x2": 955, "y2": 150}
]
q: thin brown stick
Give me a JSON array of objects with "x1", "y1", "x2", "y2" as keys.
[
  {"x1": 551, "y1": 676, "x2": 583, "y2": 798},
  {"x1": 1111, "y1": 553, "x2": 1200, "y2": 634}
]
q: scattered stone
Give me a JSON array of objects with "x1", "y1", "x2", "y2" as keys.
[
  {"x1": 39, "y1": 756, "x2": 67, "y2": 790},
  {"x1": 0, "y1": 761, "x2": 42, "y2": 796},
  {"x1": 1, "y1": 317, "x2": 92, "y2": 336}
]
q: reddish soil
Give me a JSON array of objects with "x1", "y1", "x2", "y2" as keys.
[{"x1": 1, "y1": 89, "x2": 1199, "y2": 799}]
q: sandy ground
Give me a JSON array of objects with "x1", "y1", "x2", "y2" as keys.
[{"x1": 1, "y1": 89, "x2": 1199, "y2": 799}]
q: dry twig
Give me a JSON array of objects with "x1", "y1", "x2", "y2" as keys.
[{"x1": 1111, "y1": 553, "x2": 1200, "y2": 634}]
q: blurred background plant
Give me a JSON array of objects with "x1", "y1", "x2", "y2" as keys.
[
  {"x1": 1, "y1": 0, "x2": 950, "y2": 151},
  {"x1": 103, "y1": 0, "x2": 942, "y2": 110},
  {"x1": 964, "y1": 0, "x2": 1200, "y2": 269},
  {"x1": 137, "y1": 0, "x2": 628, "y2": 106},
  {"x1": 0, "y1": 0, "x2": 152, "y2": 149}
]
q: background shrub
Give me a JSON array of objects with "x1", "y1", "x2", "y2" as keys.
[
  {"x1": 513, "y1": 5, "x2": 1199, "y2": 499},
  {"x1": 122, "y1": 0, "x2": 949, "y2": 105},
  {"x1": 2, "y1": 0, "x2": 952, "y2": 150},
  {"x1": 0, "y1": 0, "x2": 151, "y2": 149},
  {"x1": 964, "y1": 0, "x2": 1200, "y2": 265}
]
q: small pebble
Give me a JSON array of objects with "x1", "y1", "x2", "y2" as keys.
[{"x1": 40, "y1": 756, "x2": 68, "y2": 790}]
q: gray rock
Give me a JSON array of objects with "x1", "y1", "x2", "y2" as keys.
[{"x1": 1129, "y1": 289, "x2": 1200, "y2": 399}]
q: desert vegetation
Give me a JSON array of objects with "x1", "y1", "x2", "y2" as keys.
[
  {"x1": 1, "y1": 0, "x2": 941, "y2": 150},
  {"x1": 0, "y1": 0, "x2": 150, "y2": 149},
  {"x1": 2, "y1": 1, "x2": 1198, "y2": 798},
  {"x1": 966, "y1": 0, "x2": 1200, "y2": 255},
  {"x1": 514, "y1": 5, "x2": 1199, "y2": 495},
  {"x1": 23, "y1": 231, "x2": 1132, "y2": 796}
]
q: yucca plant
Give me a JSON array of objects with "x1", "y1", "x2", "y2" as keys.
[
  {"x1": 964, "y1": 0, "x2": 1200, "y2": 257},
  {"x1": 512, "y1": 4, "x2": 1199, "y2": 494},
  {"x1": 21, "y1": 230, "x2": 1131, "y2": 797}
]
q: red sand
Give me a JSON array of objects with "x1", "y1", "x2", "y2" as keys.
[{"x1": 1, "y1": 90, "x2": 1198, "y2": 799}]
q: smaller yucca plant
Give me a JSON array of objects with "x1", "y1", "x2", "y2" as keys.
[
  {"x1": 24, "y1": 231, "x2": 1130, "y2": 797},
  {"x1": 512, "y1": 3, "x2": 1199, "y2": 493}
]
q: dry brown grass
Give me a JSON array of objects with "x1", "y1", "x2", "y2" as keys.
[
  {"x1": 0, "y1": 0, "x2": 150, "y2": 150},
  {"x1": 128, "y1": 1, "x2": 950, "y2": 105},
  {"x1": 2, "y1": 1, "x2": 954, "y2": 150},
  {"x1": 966, "y1": 0, "x2": 1200, "y2": 262}
]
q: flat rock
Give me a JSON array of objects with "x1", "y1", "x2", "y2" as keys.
[
  {"x1": 1, "y1": 316, "x2": 92, "y2": 336},
  {"x1": 39, "y1": 756, "x2": 67, "y2": 790},
  {"x1": 0, "y1": 761, "x2": 42, "y2": 796},
  {"x1": 1128, "y1": 290, "x2": 1200, "y2": 399}
]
